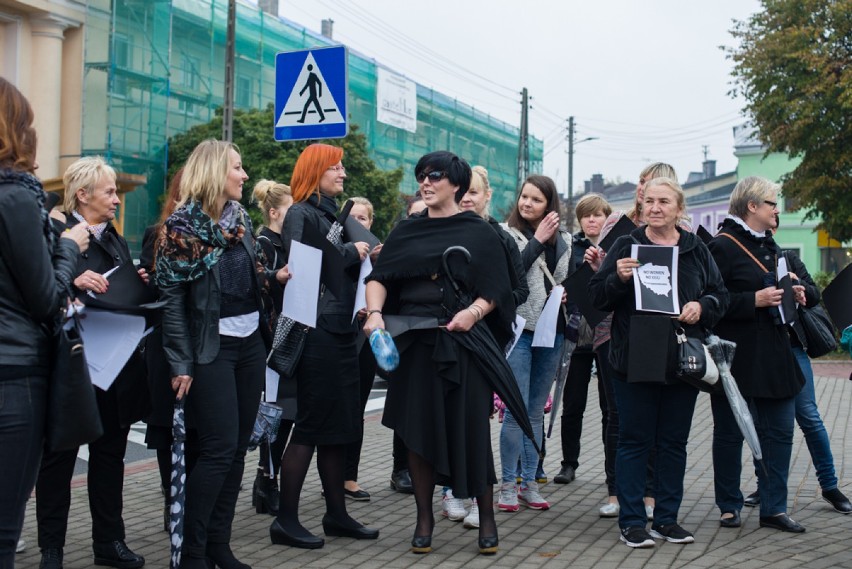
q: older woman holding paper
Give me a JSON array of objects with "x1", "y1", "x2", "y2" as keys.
[
  {"x1": 589, "y1": 177, "x2": 727, "y2": 548},
  {"x1": 157, "y1": 140, "x2": 288, "y2": 568},
  {"x1": 498, "y1": 174, "x2": 572, "y2": 514},
  {"x1": 35, "y1": 156, "x2": 149, "y2": 569},
  {"x1": 267, "y1": 143, "x2": 376, "y2": 550}
]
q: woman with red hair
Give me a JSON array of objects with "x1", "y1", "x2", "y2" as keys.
[{"x1": 269, "y1": 143, "x2": 376, "y2": 549}]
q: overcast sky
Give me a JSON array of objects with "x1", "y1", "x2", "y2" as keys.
[{"x1": 270, "y1": 0, "x2": 763, "y2": 194}]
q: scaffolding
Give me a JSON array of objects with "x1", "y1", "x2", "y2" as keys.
[{"x1": 80, "y1": 0, "x2": 543, "y2": 250}]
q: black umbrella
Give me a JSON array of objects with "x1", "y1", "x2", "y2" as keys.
[
  {"x1": 441, "y1": 246, "x2": 541, "y2": 455},
  {"x1": 169, "y1": 399, "x2": 186, "y2": 569}
]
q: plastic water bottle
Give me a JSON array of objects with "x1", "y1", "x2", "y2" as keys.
[{"x1": 369, "y1": 328, "x2": 399, "y2": 372}]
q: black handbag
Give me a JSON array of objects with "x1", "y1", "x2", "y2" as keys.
[
  {"x1": 45, "y1": 302, "x2": 104, "y2": 453},
  {"x1": 798, "y1": 304, "x2": 837, "y2": 358},
  {"x1": 267, "y1": 315, "x2": 309, "y2": 378},
  {"x1": 674, "y1": 326, "x2": 719, "y2": 393}
]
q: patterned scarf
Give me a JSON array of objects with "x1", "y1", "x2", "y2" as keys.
[
  {"x1": 155, "y1": 200, "x2": 260, "y2": 287},
  {"x1": 71, "y1": 210, "x2": 108, "y2": 241},
  {"x1": 0, "y1": 168, "x2": 56, "y2": 250}
]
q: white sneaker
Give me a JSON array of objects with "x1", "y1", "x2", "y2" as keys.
[
  {"x1": 15, "y1": 539, "x2": 25, "y2": 553},
  {"x1": 518, "y1": 480, "x2": 550, "y2": 510},
  {"x1": 645, "y1": 504, "x2": 655, "y2": 521},
  {"x1": 498, "y1": 482, "x2": 519, "y2": 512},
  {"x1": 463, "y1": 499, "x2": 479, "y2": 528},
  {"x1": 442, "y1": 490, "x2": 467, "y2": 521},
  {"x1": 599, "y1": 502, "x2": 620, "y2": 518}
]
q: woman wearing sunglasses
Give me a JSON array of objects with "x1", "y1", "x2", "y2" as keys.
[{"x1": 364, "y1": 151, "x2": 517, "y2": 555}]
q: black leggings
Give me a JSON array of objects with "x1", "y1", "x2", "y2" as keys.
[{"x1": 343, "y1": 343, "x2": 377, "y2": 482}]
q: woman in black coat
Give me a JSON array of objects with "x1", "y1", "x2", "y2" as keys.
[
  {"x1": 0, "y1": 78, "x2": 88, "y2": 567},
  {"x1": 708, "y1": 176, "x2": 806, "y2": 532},
  {"x1": 589, "y1": 177, "x2": 728, "y2": 548},
  {"x1": 268, "y1": 143, "x2": 377, "y2": 550}
]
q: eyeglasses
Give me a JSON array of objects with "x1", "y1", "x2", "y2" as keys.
[
  {"x1": 764, "y1": 199, "x2": 778, "y2": 209},
  {"x1": 416, "y1": 170, "x2": 446, "y2": 184},
  {"x1": 327, "y1": 165, "x2": 346, "y2": 173}
]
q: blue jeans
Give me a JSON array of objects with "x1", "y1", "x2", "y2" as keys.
[
  {"x1": 712, "y1": 393, "x2": 796, "y2": 517},
  {"x1": 612, "y1": 378, "x2": 698, "y2": 529},
  {"x1": 792, "y1": 346, "x2": 837, "y2": 491},
  {"x1": 500, "y1": 331, "x2": 565, "y2": 484},
  {"x1": 0, "y1": 376, "x2": 47, "y2": 567}
]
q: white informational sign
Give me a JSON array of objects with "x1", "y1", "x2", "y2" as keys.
[
  {"x1": 376, "y1": 67, "x2": 417, "y2": 133},
  {"x1": 631, "y1": 244, "x2": 680, "y2": 315},
  {"x1": 532, "y1": 285, "x2": 564, "y2": 348},
  {"x1": 79, "y1": 309, "x2": 146, "y2": 391},
  {"x1": 352, "y1": 257, "x2": 373, "y2": 320},
  {"x1": 281, "y1": 240, "x2": 322, "y2": 328}
]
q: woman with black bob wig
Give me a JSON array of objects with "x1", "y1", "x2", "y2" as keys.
[{"x1": 364, "y1": 151, "x2": 518, "y2": 555}]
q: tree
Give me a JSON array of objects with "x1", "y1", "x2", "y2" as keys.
[
  {"x1": 167, "y1": 104, "x2": 404, "y2": 238},
  {"x1": 727, "y1": 0, "x2": 852, "y2": 241}
]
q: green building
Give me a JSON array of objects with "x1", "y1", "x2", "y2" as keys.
[{"x1": 79, "y1": 0, "x2": 541, "y2": 250}]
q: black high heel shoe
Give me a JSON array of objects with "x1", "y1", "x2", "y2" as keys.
[
  {"x1": 410, "y1": 534, "x2": 432, "y2": 554},
  {"x1": 321, "y1": 515, "x2": 379, "y2": 539},
  {"x1": 206, "y1": 543, "x2": 250, "y2": 569},
  {"x1": 269, "y1": 519, "x2": 324, "y2": 549},
  {"x1": 478, "y1": 536, "x2": 498, "y2": 555},
  {"x1": 252, "y1": 472, "x2": 279, "y2": 515}
]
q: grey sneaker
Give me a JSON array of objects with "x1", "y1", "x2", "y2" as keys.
[
  {"x1": 497, "y1": 482, "x2": 519, "y2": 512},
  {"x1": 518, "y1": 480, "x2": 550, "y2": 510}
]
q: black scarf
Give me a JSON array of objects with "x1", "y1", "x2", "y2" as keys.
[
  {"x1": 367, "y1": 211, "x2": 515, "y2": 344},
  {"x1": 0, "y1": 169, "x2": 56, "y2": 250}
]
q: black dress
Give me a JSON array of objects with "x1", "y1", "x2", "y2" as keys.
[{"x1": 280, "y1": 195, "x2": 363, "y2": 446}]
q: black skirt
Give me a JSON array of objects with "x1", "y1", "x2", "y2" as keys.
[
  {"x1": 290, "y1": 326, "x2": 360, "y2": 446},
  {"x1": 382, "y1": 328, "x2": 496, "y2": 499}
]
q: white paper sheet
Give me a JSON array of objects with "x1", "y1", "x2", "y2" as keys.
[
  {"x1": 79, "y1": 309, "x2": 146, "y2": 391},
  {"x1": 506, "y1": 314, "x2": 527, "y2": 357},
  {"x1": 352, "y1": 257, "x2": 373, "y2": 320},
  {"x1": 265, "y1": 367, "x2": 280, "y2": 402},
  {"x1": 631, "y1": 244, "x2": 680, "y2": 315},
  {"x1": 777, "y1": 256, "x2": 789, "y2": 324},
  {"x1": 532, "y1": 285, "x2": 564, "y2": 348},
  {"x1": 281, "y1": 240, "x2": 322, "y2": 328}
]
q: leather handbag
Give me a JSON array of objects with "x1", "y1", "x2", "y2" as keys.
[
  {"x1": 798, "y1": 304, "x2": 837, "y2": 358},
  {"x1": 45, "y1": 301, "x2": 104, "y2": 453},
  {"x1": 674, "y1": 326, "x2": 719, "y2": 392},
  {"x1": 267, "y1": 315, "x2": 309, "y2": 379}
]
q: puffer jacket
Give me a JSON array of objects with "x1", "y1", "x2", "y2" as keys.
[{"x1": 0, "y1": 177, "x2": 78, "y2": 376}]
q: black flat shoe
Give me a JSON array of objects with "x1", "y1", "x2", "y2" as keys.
[
  {"x1": 92, "y1": 540, "x2": 145, "y2": 569},
  {"x1": 410, "y1": 535, "x2": 432, "y2": 554},
  {"x1": 321, "y1": 515, "x2": 379, "y2": 540},
  {"x1": 344, "y1": 488, "x2": 371, "y2": 501},
  {"x1": 759, "y1": 513, "x2": 805, "y2": 533},
  {"x1": 822, "y1": 488, "x2": 852, "y2": 514},
  {"x1": 719, "y1": 511, "x2": 741, "y2": 528},
  {"x1": 553, "y1": 465, "x2": 575, "y2": 484},
  {"x1": 39, "y1": 547, "x2": 63, "y2": 569},
  {"x1": 390, "y1": 469, "x2": 414, "y2": 494},
  {"x1": 743, "y1": 490, "x2": 760, "y2": 507},
  {"x1": 270, "y1": 519, "x2": 325, "y2": 549},
  {"x1": 478, "y1": 536, "x2": 498, "y2": 555},
  {"x1": 206, "y1": 543, "x2": 250, "y2": 569}
]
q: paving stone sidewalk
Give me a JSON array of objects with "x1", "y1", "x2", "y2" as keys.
[{"x1": 16, "y1": 361, "x2": 852, "y2": 568}]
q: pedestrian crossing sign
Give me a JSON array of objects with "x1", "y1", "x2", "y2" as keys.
[{"x1": 274, "y1": 46, "x2": 348, "y2": 142}]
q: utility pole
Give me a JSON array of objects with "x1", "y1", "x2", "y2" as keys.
[
  {"x1": 567, "y1": 116, "x2": 574, "y2": 203},
  {"x1": 517, "y1": 87, "x2": 530, "y2": 190},
  {"x1": 222, "y1": 0, "x2": 236, "y2": 142}
]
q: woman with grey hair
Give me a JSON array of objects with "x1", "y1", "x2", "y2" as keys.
[{"x1": 708, "y1": 176, "x2": 806, "y2": 532}]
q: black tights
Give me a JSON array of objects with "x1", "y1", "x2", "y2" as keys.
[
  {"x1": 407, "y1": 451, "x2": 496, "y2": 540},
  {"x1": 275, "y1": 442, "x2": 362, "y2": 537}
]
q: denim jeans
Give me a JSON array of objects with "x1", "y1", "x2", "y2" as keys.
[
  {"x1": 500, "y1": 331, "x2": 565, "y2": 484},
  {"x1": 792, "y1": 346, "x2": 837, "y2": 491},
  {"x1": 612, "y1": 378, "x2": 698, "y2": 529},
  {"x1": 183, "y1": 332, "x2": 265, "y2": 557},
  {"x1": 0, "y1": 376, "x2": 47, "y2": 568},
  {"x1": 712, "y1": 393, "x2": 796, "y2": 517}
]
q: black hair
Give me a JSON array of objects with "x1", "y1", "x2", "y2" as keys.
[
  {"x1": 506, "y1": 174, "x2": 562, "y2": 231},
  {"x1": 414, "y1": 151, "x2": 472, "y2": 203}
]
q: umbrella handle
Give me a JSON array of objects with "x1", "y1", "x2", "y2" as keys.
[{"x1": 441, "y1": 246, "x2": 471, "y2": 295}]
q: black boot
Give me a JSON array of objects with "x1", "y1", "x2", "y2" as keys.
[
  {"x1": 252, "y1": 471, "x2": 279, "y2": 515},
  {"x1": 39, "y1": 548, "x2": 63, "y2": 569},
  {"x1": 92, "y1": 540, "x2": 145, "y2": 569}
]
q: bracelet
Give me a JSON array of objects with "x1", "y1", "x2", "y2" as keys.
[
  {"x1": 366, "y1": 309, "x2": 382, "y2": 317},
  {"x1": 469, "y1": 303, "x2": 484, "y2": 318},
  {"x1": 466, "y1": 307, "x2": 479, "y2": 321}
]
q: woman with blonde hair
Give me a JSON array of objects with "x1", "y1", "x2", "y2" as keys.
[
  {"x1": 268, "y1": 143, "x2": 377, "y2": 549},
  {"x1": 248, "y1": 179, "x2": 293, "y2": 515},
  {"x1": 157, "y1": 139, "x2": 289, "y2": 568}
]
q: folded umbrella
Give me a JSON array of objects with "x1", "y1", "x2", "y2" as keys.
[
  {"x1": 441, "y1": 246, "x2": 541, "y2": 455},
  {"x1": 169, "y1": 399, "x2": 186, "y2": 569},
  {"x1": 547, "y1": 338, "x2": 576, "y2": 438}
]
